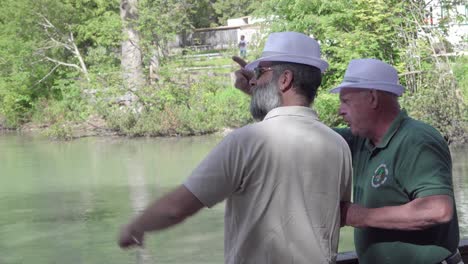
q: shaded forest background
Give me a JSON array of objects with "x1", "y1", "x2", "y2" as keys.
[{"x1": 0, "y1": 0, "x2": 466, "y2": 142}]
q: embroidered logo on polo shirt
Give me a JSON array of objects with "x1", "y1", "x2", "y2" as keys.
[{"x1": 371, "y1": 164, "x2": 388, "y2": 188}]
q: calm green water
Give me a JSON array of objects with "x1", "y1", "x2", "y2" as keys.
[{"x1": 0, "y1": 133, "x2": 466, "y2": 263}]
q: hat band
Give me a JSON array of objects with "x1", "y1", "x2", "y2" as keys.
[
  {"x1": 261, "y1": 51, "x2": 287, "y2": 57},
  {"x1": 343, "y1": 76, "x2": 373, "y2": 83},
  {"x1": 343, "y1": 76, "x2": 399, "y2": 85},
  {"x1": 261, "y1": 51, "x2": 322, "y2": 58}
]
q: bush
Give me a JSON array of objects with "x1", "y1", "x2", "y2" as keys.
[
  {"x1": 32, "y1": 75, "x2": 91, "y2": 125},
  {"x1": 313, "y1": 92, "x2": 344, "y2": 127},
  {"x1": 102, "y1": 75, "x2": 252, "y2": 137},
  {"x1": 43, "y1": 122, "x2": 74, "y2": 140},
  {"x1": 0, "y1": 72, "x2": 34, "y2": 128},
  {"x1": 400, "y1": 63, "x2": 467, "y2": 143},
  {"x1": 451, "y1": 55, "x2": 468, "y2": 103},
  {"x1": 0, "y1": 91, "x2": 32, "y2": 127}
]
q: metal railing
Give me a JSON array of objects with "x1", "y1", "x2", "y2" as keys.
[{"x1": 336, "y1": 238, "x2": 468, "y2": 263}]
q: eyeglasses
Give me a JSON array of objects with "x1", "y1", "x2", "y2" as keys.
[{"x1": 253, "y1": 67, "x2": 273, "y2": 79}]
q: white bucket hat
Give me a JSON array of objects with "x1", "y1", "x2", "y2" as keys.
[
  {"x1": 329, "y1": 58, "x2": 405, "y2": 96},
  {"x1": 245, "y1": 32, "x2": 329, "y2": 73}
]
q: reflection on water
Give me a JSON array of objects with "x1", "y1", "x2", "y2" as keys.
[
  {"x1": 0, "y1": 133, "x2": 466, "y2": 263},
  {"x1": 0, "y1": 134, "x2": 224, "y2": 264}
]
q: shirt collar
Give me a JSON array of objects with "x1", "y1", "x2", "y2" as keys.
[
  {"x1": 263, "y1": 106, "x2": 319, "y2": 121},
  {"x1": 365, "y1": 109, "x2": 408, "y2": 151}
]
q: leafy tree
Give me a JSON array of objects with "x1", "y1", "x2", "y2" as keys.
[
  {"x1": 0, "y1": 0, "x2": 47, "y2": 126},
  {"x1": 255, "y1": 0, "x2": 404, "y2": 89},
  {"x1": 212, "y1": 0, "x2": 262, "y2": 26},
  {"x1": 255, "y1": 0, "x2": 466, "y2": 140},
  {"x1": 0, "y1": 0, "x2": 121, "y2": 127},
  {"x1": 188, "y1": 0, "x2": 217, "y2": 28}
]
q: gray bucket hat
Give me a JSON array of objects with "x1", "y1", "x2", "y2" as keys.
[
  {"x1": 330, "y1": 58, "x2": 405, "y2": 96},
  {"x1": 245, "y1": 32, "x2": 329, "y2": 73}
]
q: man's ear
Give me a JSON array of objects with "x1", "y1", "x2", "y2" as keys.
[{"x1": 278, "y1": 70, "x2": 293, "y2": 92}]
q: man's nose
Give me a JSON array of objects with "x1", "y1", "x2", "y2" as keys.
[{"x1": 338, "y1": 105, "x2": 345, "y2": 116}]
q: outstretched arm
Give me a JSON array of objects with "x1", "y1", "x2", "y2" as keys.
[
  {"x1": 118, "y1": 185, "x2": 204, "y2": 248},
  {"x1": 341, "y1": 195, "x2": 453, "y2": 230}
]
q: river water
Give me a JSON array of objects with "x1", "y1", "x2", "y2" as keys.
[{"x1": 0, "y1": 133, "x2": 466, "y2": 263}]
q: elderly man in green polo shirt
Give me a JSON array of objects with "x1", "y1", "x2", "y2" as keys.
[{"x1": 330, "y1": 58, "x2": 462, "y2": 264}]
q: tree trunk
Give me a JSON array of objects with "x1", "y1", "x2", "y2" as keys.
[
  {"x1": 120, "y1": 0, "x2": 144, "y2": 96},
  {"x1": 69, "y1": 32, "x2": 90, "y2": 82}
]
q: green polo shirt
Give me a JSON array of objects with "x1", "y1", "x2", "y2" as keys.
[{"x1": 336, "y1": 110, "x2": 459, "y2": 264}]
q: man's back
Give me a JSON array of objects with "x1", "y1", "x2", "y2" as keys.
[{"x1": 185, "y1": 106, "x2": 352, "y2": 264}]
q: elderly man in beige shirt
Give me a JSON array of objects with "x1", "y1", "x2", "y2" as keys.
[{"x1": 118, "y1": 31, "x2": 352, "y2": 264}]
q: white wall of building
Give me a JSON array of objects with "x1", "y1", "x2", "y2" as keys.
[{"x1": 425, "y1": 0, "x2": 467, "y2": 50}]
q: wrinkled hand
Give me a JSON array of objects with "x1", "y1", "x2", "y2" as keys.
[
  {"x1": 118, "y1": 223, "x2": 144, "y2": 249},
  {"x1": 232, "y1": 56, "x2": 253, "y2": 95}
]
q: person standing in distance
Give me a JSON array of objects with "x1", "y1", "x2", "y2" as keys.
[{"x1": 238, "y1": 35, "x2": 247, "y2": 58}]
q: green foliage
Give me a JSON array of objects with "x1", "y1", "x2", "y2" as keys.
[
  {"x1": 256, "y1": 0, "x2": 467, "y2": 141},
  {"x1": 313, "y1": 92, "x2": 344, "y2": 127},
  {"x1": 256, "y1": 0, "x2": 404, "y2": 90},
  {"x1": 189, "y1": 0, "x2": 217, "y2": 28},
  {"x1": 0, "y1": 0, "x2": 45, "y2": 127},
  {"x1": 0, "y1": 0, "x2": 121, "y2": 130},
  {"x1": 137, "y1": 0, "x2": 207, "y2": 63},
  {"x1": 104, "y1": 76, "x2": 251, "y2": 137},
  {"x1": 0, "y1": 0, "x2": 464, "y2": 142},
  {"x1": 400, "y1": 65, "x2": 467, "y2": 143},
  {"x1": 32, "y1": 73, "x2": 91, "y2": 125},
  {"x1": 0, "y1": 90, "x2": 33, "y2": 127},
  {"x1": 32, "y1": 0, "x2": 122, "y2": 47},
  {"x1": 212, "y1": 0, "x2": 264, "y2": 26},
  {"x1": 452, "y1": 56, "x2": 468, "y2": 103},
  {"x1": 43, "y1": 122, "x2": 74, "y2": 140}
]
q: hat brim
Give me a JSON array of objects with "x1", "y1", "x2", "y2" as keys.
[
  {"x1": 245, "y1": 54, "x2": 329, "y2": 73},
  {"x1": 329, "y1": 81, "x2": 405, "y2": 96}
]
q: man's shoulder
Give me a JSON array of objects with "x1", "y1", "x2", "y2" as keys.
[
  {"x1": 319, "y1": 124, "x2": 352, "y2": 146},
  {"x1": 399, "y1": 117, "x2": 446, "y2": 145},
  {"x1": 332, "y1": 127, "x2": 363, "y2": 148},
  {"x1": 226, "y1": 123, "x2": 263, "y2": 142}
]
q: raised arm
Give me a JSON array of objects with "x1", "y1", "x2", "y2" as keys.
[{"x1": 232, "y1": 56, "x2": 253, "y2": 95}]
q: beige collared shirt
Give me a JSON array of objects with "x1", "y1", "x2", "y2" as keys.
[{"x1": 184, "y1": 106, "x2": 352, "y2": 264}]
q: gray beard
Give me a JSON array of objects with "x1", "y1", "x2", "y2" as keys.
[{"x1": 250, "y1": 81, "x2": 282, "y2": 121}]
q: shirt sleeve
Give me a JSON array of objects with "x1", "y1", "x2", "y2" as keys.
[
  {"x1": 341, "y1": 159, "x2": 353, "y2": 203},
  {"x1": 333, "y1": 128, "x2": 353, "y2": 202},
  {"x1": 183, "y1": 133, "x2": 244, "y2": 208},
  {"x1": 397, "y1": 138, "x2": 453, "y2": 199}
]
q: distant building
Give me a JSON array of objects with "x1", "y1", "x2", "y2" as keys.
[
  {"x1": 424, "y1": 0, "x2": 467, "y2": 51},
  {"x1": 168, "y1": 16, "x2": 266, "y2": 53}
]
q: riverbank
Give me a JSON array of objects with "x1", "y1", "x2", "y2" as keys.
[
  {"x1": 17, "y1": 115, "x2": 116, "y2": 139},
  {"x1": 3, "y1": 115, "x2": 467, "y2": 146},
  {"x1": 0, "y1": 115, "x2": 237, "y2": 140}
]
